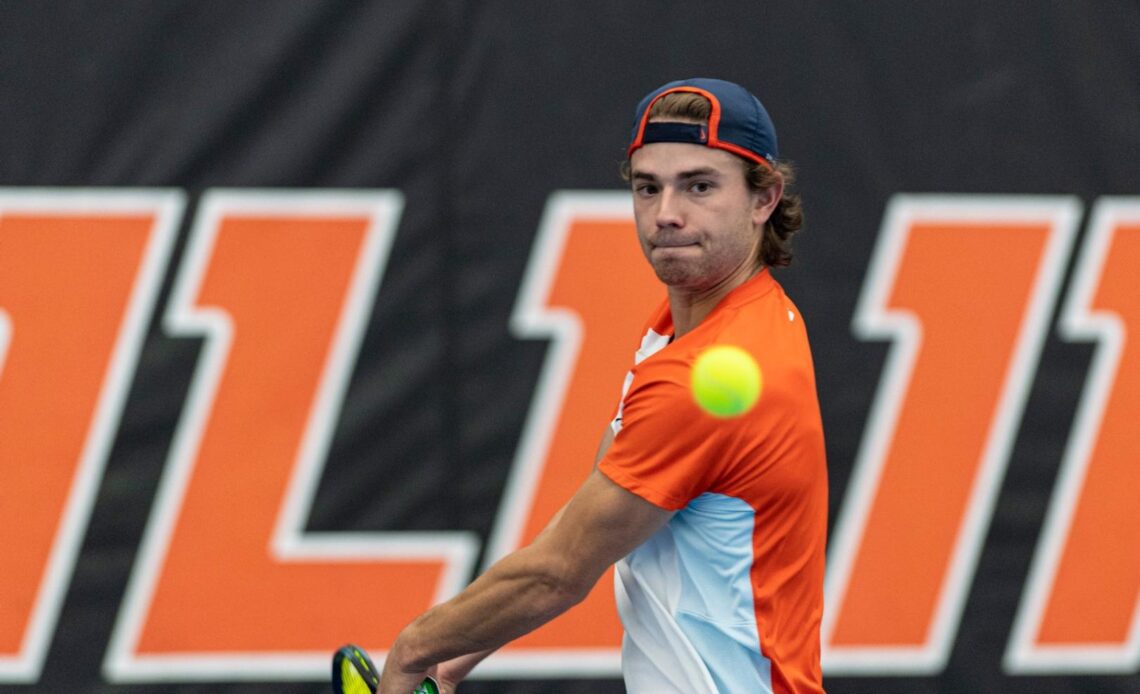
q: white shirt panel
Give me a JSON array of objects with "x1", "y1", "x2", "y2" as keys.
[{"x1": 616, "y1": 493, "x2": 773, "y2": 693}]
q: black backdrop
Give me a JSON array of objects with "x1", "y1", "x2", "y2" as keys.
[{"x1": 1, "y1": 2, "x2": 1138, "y2": 692}]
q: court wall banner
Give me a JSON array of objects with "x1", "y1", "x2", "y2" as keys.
[{"x1": 0, "y1": 2, "x2": 1137, "y2": 692}]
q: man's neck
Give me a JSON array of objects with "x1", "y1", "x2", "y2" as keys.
[{"x1": 668, "y1": 265, "x2": 763, "y2": 338}]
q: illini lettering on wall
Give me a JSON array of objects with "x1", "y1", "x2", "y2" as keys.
[{"x1": 0, "y1": 189, "x2": 1136, "y2": 684}]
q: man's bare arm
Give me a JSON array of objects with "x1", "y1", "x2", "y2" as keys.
[
  {"x1": 423, "y1": 423, "x2": 620, "y2": 692},
  {"x1": 379, "y1": 464, "x2": 669, "y2": 691}
]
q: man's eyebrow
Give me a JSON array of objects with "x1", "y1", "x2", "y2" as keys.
[
  {"x1": 630, "y1": 167, "x2": 722, "y2": 181},
  {"x1": 677, "y1": 167, "x2": 721, "y2": 179}
]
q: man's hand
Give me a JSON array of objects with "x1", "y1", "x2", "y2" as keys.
[
  {"x1": 377, "y1": 645, "x2": 433, "y2": 694},
  {"x1": 379, "y1": 647, "x2": 489, "y2": 693},
  {"x1": 378, "y1": 670, "x2": 430, "y2": 694},
  {"x1": 433, "y1": 649, "x2": 494, "y2": 693}
]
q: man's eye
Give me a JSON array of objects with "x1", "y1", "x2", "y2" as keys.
[
  {"x1": 636, "y1": 185, "x2": 658, "y2": 196},
  {"x1": 691, "y1": 181, "x2": 712, "y2": 193}
]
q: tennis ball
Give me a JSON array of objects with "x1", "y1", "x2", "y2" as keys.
[{"x1": 691, "y1": 344, "x2": 762, "y2": 417}]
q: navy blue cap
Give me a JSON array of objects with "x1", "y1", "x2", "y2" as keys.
[{"x1": 627, "y1": 78, "x2": 778, "y2": 168}]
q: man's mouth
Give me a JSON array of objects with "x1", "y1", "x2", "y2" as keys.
[{"x1": 653, "y1": 238, "x2": 699, "y2": 249}]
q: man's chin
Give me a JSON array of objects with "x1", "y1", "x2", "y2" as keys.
[{"x1": 651, "y1": 262, "x2": 703, "y2": 289}]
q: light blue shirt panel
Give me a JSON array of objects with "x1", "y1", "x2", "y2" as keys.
[{"x1": 623, "y1": 492, "x2": 772, "y2": 693}]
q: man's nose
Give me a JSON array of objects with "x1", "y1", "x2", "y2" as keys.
[{"x1": 656, "y1": 188, "x2": 684, "y2": 228}]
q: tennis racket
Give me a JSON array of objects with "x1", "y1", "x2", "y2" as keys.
[{"x1": 332, "y1": 643, "x2": 440, "y2": 694}]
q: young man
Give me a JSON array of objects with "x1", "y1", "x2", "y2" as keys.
[{"x1": 380, "y1": 78, "x2": 827, "y2": 694}]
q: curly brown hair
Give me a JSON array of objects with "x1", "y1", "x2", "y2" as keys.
[{"x1": 623, "y1": 91, "x2": 804, "y2": 267}]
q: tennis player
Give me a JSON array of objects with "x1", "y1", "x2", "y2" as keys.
[{"x1": 380, "y1": 78, "x2": 828, "y2": 694}]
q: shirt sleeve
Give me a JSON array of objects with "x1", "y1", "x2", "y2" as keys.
[{"x1": 598, "y1": 356, "x2": 737, "y2": 511}]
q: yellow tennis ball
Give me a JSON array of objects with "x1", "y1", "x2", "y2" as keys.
[{"x1": 691, "y1": 345, "x2": 762, "y2": 417}]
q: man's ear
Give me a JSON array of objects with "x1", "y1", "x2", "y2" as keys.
[{"x1": 751, "y1": 175, "x2": 784, "y2": 227}]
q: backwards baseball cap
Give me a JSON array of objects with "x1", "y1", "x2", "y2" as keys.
[{"x1": 627, "y1": 78, "x2": 778, "y2": 169}]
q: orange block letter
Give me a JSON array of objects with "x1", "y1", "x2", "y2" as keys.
[
  {"x1": 1006, "y1": 198, "x2": 1140, "y2": 674},
  {"x1": 0, "y1": 190, "x2": 182, "y2": 682},
  {"x1": 479, "y1": 193, "x2": 661, "y2": 677},
  {"x1": 823, "y1": 195, "x2": 1080, "y2": 674},
  {"x1": 103, "y1": 191, "x2": 477, "y2": 682}
]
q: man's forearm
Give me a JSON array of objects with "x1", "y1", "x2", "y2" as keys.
[
  {"x1": 387, "y1": 544, "x2": 592, "y2": 673},
  {"x1": 381, "y1": 468, "x2": 671, "y2": 690}
]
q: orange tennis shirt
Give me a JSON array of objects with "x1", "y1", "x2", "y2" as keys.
[{"x1": 598, "y1": 269, "x2": 828, "y2": 694}]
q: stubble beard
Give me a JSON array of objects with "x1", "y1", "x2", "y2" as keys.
[
  {"x1": 651, "y1": 256, "x2": 706, "y2": 289},
  {"x1": 649, "y1": 249, "x2": 741, "y2": 295}
]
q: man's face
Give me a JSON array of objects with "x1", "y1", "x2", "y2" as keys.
[{"x1": 629, "y1": 141, "x2": 772, "y2": 293}]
